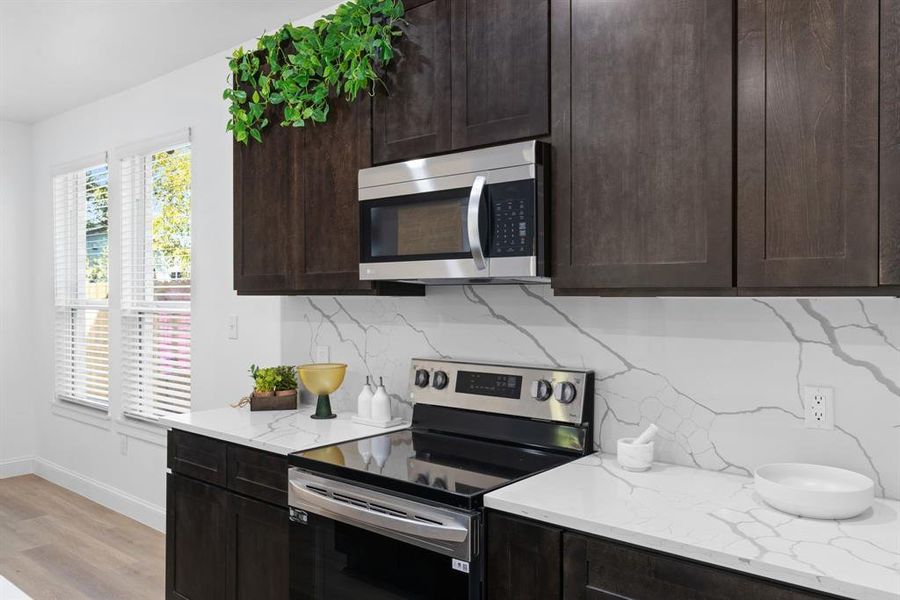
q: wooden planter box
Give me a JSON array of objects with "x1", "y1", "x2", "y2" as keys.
[{"x1": 250, "y1": 390, "x2": 297, "y2": 411}]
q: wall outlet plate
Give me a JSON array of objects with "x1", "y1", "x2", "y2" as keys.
[{"x1": 803, "y1": 386, "x2": 834, "y2": 430}]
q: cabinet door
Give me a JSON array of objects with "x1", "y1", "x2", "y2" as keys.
[
  {"x1": 562, "y1": 532, "x2": 832, "y2": 600},
  {"x1": 737, "y1": 0, "x2": 879, "y2": 288},
  {"x1": 882, "y1": 0, "x2": 900, "y2": 285},
  {"x1": 450, "y1": 0, "x2": 549, "y2": 149},
  {"x1": 551, "y1": 0, "x2": 733, "y2": 291},
  {"x1": 166, "y1": 474, "x2": 229, "y2": 600},
  {"x1": 373, "y1": 0, "x2": 452, "y2": 164},
  {"x1": 294, "y1": 95, "x2": 374, "y2": 293},
  {"x1": 227, "y1": 494, "x2": 289, "y2": 600},
  {"x1": 486, "y1": 512, "x2": 561, "y2": 600},
  {"x1": 233, "y1": 103, "x2": 304, "y2": 293}
]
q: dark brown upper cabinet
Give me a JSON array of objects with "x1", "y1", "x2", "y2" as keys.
[
  {"x1": 737, "y1": 0, "x2": 880, "y2": 288},
  {"x1": 882, "y1": 0, "x2": 900, "y2": 286},
  {"x1": 233, "y1": 100, "x2": 302, "y2": 293},
  {"x1": 550, "y1": 0, "x2": 734, "y2": 292},
  {"x1": 449, "y1": 0, "x2": 550, "y2": 149},
  {"x1": 373, "y1": 0, "x2": 550, "y2": 165},
  {"x1": 373, "y1": 0, "x2": 452, "y2": 165},
  {"x1": 233, "y1": 94, "x2": 421, "y2": 296},
  {"x1": 293, "y1": 94, "x2": 376, "y2": 293}
]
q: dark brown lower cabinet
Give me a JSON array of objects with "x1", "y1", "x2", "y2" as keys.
[
  {"x1": 486, "y1": 512, "x2": 838, "y2": 600},
  {"x1": 228, "y1": 494, "x2": 289, "y2": 600},
  {"x1": 487, "y1": 511, "x2": 562, "y2": 600},
  {"x1": 167, "y1": 474, "x2": 230, "y2": 600},
  {"x1": 167, "y1": 474, "x2": 289, "y2": 600},
  {"x1": 562, "y1": 532, "x2": 838, "y2": 600},
  {"x1": 167, "y1": 433, "x2": 289, "y2": 600}
]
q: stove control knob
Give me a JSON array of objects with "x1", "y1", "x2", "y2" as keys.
[
  {"x1": 432, "y1": 370, "x2": 449, "y2": 390},
  {"x1": 414, "y1": 369, "x2": 430, "y2": 388},
  {"x1": 553, "y1": 381, "x2": 577, "y2": 404},
  {"x1": 529, "y1": 379, "x2": 552, "y2": 401}
]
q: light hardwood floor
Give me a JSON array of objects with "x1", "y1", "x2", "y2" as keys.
[{"x1": 0, "y1": 475, "x2": 164, "y2": 599}]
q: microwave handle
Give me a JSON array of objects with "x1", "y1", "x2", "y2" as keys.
[{"x1": 467, "y1": 175, "x2": 488, "y2": 271}]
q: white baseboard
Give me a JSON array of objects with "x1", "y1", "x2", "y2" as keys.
[
  {"x1": 33, "y1": 458, "x2": 166, "y2": 532},
  {"x1": 0, "y1": 456, "x2": 35, "y2": 479}
]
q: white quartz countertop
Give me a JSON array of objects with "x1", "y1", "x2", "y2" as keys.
[
  {"x1": 484, "y1": 454, "x2": 900, "y2": 600},
  {"x1": 159, "y1": 405, "x2": 409, "y2": 455}
]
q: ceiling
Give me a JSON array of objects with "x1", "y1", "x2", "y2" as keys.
[{"x1": 0, "y1": 1, "x2": 338, "y2": 123}]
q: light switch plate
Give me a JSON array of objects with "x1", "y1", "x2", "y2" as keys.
[{"x1": 228, "y1": 315, "x2": 239, "y2": 340}]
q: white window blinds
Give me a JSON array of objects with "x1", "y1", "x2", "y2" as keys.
[
  {"x1": 53, "y1": 161, "x2": 111, "y2": 410},
  {"x1": 121, "y1": 140, "x2": 192, "y2": 421}
]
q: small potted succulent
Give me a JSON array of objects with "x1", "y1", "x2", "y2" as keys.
[{"x1": 248, "y1": 364, "x2": 298, "y2": 411}]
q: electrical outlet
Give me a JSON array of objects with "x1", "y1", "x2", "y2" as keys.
[
  {"x1": 228, "y1": 315, "x2": 239, "y2": 340},
  {"x1": 803, "y1": 386, "x2": 834, "y2": 429},
  {"x1": 315, "y1": 345, "x2": 329, "y2": 363},
  {"x1": 120, "y1": 435, "x2": 128, "y2": 456}
]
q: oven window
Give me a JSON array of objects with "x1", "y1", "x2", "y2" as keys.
[
  {"x1": 291, "y1": 513, "x2": 475, "y2": 599},
  {"x1": 362, "y1": 188, "x2": 476, "y2": 263}
]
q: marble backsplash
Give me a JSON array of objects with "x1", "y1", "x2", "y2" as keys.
[{"x1": 281, "y1": 286, "x2": 900, "y2": 499}]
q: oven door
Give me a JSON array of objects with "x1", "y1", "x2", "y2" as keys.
[{"x1": 288, "y1": 469, "x2": 482, "y2": 599}]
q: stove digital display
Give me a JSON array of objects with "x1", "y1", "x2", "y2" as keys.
[{"x1": 455, "y1": 370, "x2": 522, "y2": 399}]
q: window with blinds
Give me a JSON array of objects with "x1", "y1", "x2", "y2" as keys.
[
  {"x1": 53, "y1": 161, "x2": 111, "y2": 410},
  {"x1": 121, "y1": 141, "x2": 192, "y2": 421}
]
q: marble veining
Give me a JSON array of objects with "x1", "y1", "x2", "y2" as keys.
[
  {"x1": 281, "y1": 286, "x2": 900, "y2": 498},
  {"x1": 160, "y1": 404, "x2": 409, "y2": 455},
  {"x1": 484, "y1": 454, "x2": 900, "y2": 600}
]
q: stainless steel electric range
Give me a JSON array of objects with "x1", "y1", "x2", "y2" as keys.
[{"x1": 287, "y1": 358, "x2": 594, "y2": 600}]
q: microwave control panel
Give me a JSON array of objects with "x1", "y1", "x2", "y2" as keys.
[{"x1": 488, "y1": 180, "x2": 535, "y2": 257}]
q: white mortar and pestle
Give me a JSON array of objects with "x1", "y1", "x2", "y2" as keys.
[{"x1": 616, "y1": 424, "x2": 658, "y2": 472}]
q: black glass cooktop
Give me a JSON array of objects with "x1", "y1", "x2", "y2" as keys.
[{"x1": 289, "y1": 428, "x2": 574, "y2": 509}]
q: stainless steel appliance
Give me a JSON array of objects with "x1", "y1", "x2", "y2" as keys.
[
  {"x1": 288, "y1": 359, "x2": 593, "y2": 599},
  {"x1": 357, "y1": 141, "x2": 549, "y2": 284}
]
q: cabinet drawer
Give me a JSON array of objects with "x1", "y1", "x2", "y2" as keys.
[
  {"x1": 168, "y1": 430, "x2": 227, "y2": 487},
  {"x1": 563, "y1": 532, "x2": 834, "y2": 600},
  {"x1": 227, "y1": 444, "x2": 287, "y2": 506}
]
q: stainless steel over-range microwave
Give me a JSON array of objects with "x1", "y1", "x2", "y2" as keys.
[{"x1": 357, "y1": 140, "x2": 549, "y2": 284}]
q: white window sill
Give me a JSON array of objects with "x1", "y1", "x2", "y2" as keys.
[
  {"x1": 115, "y1": 415, "x2": 169, "y2": 447},
  {"x1": 51, "y1": 399, "x2": 112, "y2": 430}
]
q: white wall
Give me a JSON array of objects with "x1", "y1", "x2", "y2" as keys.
[
  {"x1": 0, "y1": 120, "x2": 37, "y2": 477},
  {"x1": 28, "y1": 53, "x2": 282, "y2": 529},
  {"x1": 25, "y1": 5, "x2": 339, "y2": 531}
]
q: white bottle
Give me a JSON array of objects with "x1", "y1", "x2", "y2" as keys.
[
  {"x1": 357, "y1": 375, "x2": 374, "y2": 419},
  {"x1": 370, "y1": 377, "x2": 391, "y2": 423}
]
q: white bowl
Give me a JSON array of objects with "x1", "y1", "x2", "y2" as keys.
[{"x1": 754, "y1": 463, "x2": 874, "y2": 520}]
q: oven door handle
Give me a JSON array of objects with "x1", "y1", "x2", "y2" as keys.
[
  {"x1": 289, "y1": 480, "x2": 469, "y2": 543},
  {"x1": 467, "y1": 174, "x2": 488, "y2": 271}
]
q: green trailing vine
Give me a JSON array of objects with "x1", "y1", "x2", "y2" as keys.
[{"x1": 224, "y1": 0, "x2": 405, "y2": 143}]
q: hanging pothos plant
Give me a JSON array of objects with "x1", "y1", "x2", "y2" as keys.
[{"x1": 224, "y1": 0, "x2": 405, "y2": 144}]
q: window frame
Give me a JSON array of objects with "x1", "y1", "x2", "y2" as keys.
[
  {"x1": 117, "y1": 131, "x2": 193, "y2": 423},
  {"x1": 51, "y1": 153, "x2": 111, "y2": 412}
]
